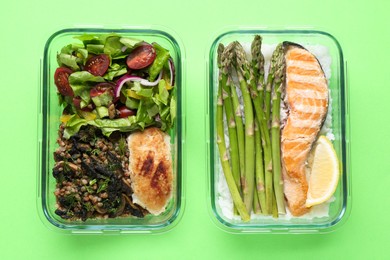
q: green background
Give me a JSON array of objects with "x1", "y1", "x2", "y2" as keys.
[{"x1": 1, "y1": 0, "x2": 389, "y2": 259}]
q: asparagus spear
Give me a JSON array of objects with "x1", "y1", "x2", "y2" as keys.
[
  {"x1": 265, "y1": 44, "x2": 280, "y2": 125},
  {"x1": 235, "y1": 40, "x2": 273, "y2": 214},
  {"x1": 272, "y1": 192, "x2": 279, "y2": 218},
  {"x1": 216, "y1": 44, "x2": 250, "y2": 222},
  {"x1": 271, "y1": 44, "x2": 286, "y2": 214},
  {"x1": 230, "y1": 81, "x2": 245, "y2": 195},
  {"x1": 227, "y1": 42, "x2": 255, "y2": 213},
  {"x1": 219, "y1": 45, "x2": 241, "y2": 199},
  {"x1": 250, "y1": 36, "x2": 269, "y2": 214},
  {"x1": 251, "y1": 35, "x2": 265, "y2": 94},
  {"x1": 254, "y1": 121, "x2": 266, "y2": 213},
  {"x1": 253, "y1": 181, "x2": 262, "y2": 214}
]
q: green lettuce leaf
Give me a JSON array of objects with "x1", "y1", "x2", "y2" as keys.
[
  {"x1": 103, "y1": 64, "x2": 127, "y2": 80},
  {"x1": 131, "y1": 82, "x2": 154, "y2": 98},
  {"x1": 76, "y1": 48, "x2": 89, "y2": 64},
  {"x1": 79, "y1": 90, "x2": 91, "y2": 106},
  {"x1": 157, "y1": 80, "x2": 169, "y2": 105},
  {"x1": 63, "y1": 114, "x2": 150, "y2": 138},
  {"x1": 125, "y1": 97, "x2": 139, "y2": 109},
  {"x1": 90, "y1": 116, "x2": 141, "y2": 136},
  {"x1": 63, "y1": 115, "x2": 88, "y2": 139},
  {"x1": 86, "y1": 44, "x2": 104, "y2": 54},
  {"x1": 57, "y1": 53, "x2": 80, "y2": 71},
  {"x1": 60, "y1": 43, "x2": 84, "y2": 54},
  {"x1": 104, "y1": 36, "x2": 124, "y2": 58},
  {"x1": 119, "y1": 37, "x2": 142, "y2": 48},
  {"x1": 135, "y1": 99, "x2": 155, "y2": 125},
  {"x1": 69, "y1": 71, "x2": 105, "y2": 96},
  {"x1": 147, "y1": 104, "x2": 159, "y2": 117},
  {"x1": 170, "y1": 95, "x2": 176, "y2": 125},
  {"x1": 148, "y1": 43, "x2": 170, "y2": 81},
  {"x1": 75, "y1": 34, "x2": 102, "y2": 45}
]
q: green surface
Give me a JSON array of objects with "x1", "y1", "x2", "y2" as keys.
[{"x1": 1, "y1": 0, "x2": 389, "y2": 259}]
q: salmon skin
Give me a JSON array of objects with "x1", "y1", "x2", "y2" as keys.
[{"x1": 281, "y1": 42, "x2": 329, "y2": 216}]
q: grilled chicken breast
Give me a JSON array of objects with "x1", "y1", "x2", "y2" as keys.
[
  {"x1": 281, "y1": 42, "x2": 329, "y2": 216},
  {"x1": 127, "y1": 127, "x2": 173, "y2": 215}
]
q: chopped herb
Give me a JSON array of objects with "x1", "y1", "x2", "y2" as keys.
[
  {"x1": 97, "y1": 179, "x2": 110, "y2": 193},
  {"x1": 118, "y1": 137, "x2": 127, "y2": 156},
  {"x1": 91, "y1": 148, "x2": 101, "y2": 155}
]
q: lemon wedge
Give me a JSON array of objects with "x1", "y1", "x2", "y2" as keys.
[{"x1": 306, "y1": 136, "x2": 340, "y2": 207}]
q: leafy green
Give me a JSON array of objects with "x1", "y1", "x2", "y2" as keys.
[
  {"x1": 63, "y1": 114, "x2": 145, "y2": 138},
  {"x1": 76, "y1": 48, "x2": 89, "y2": 63},
  {"x1": 170, "y1": 95, "x2": 176, "y2": 125},
  {"x1": 131, "y1": 82, "x2": 154, "y2": 98},
  {"x1": 92, "y1": 91, "x2": 113, "y2": 107},
  {"x1": 149, "y1": 43, "x2": 170, "y2": 81},
  {"x1": 91, "y1": 116, "x2": 143, "y2": 136},
  {"x1": 147, "y1": 104, "x2": 159, "y2": 117},
  {"x1": 60, "y1": 43, "x2": 84, "y2": 54},
  {"x1": 96, "y1": 106, "x2": 109, "y2": 118},
  {"x1": 79, "y1": 90, "x2": 91, "y2": 107},
  {"x1": 63, "y1": 115, "x2": 88, "y2": 139},
  {"x1": 69, "y1": 71, "x2": 105, "y2": 96},
  {"x1": 97, "y1": 179, "x2": 110, "y2": 193},
  {"x1": 86, "y1": 44, "x2": 104, "y2": 54},
  {"x1": 119, "y1": 37, "x2": 142, "y2": 48},
  {"x1": 160, "y1": 106, "x2": 170, "y2": 120},
  {"x1": 75, "y1": 34, "x2": 101, "y2": 45},
  {"x1": 118, "y1": 137, "x2": 127, "y2": 156},
  {"x1": 104, "y1": 36, "x2": 124, "y2": 58},
  {"x1": 57, "y1": 43, "x2": 88, "y2": 69},
  {"x1": 57, "y1": 53, "x2": 80, "y2": 71},
  {"x1": 103, "y1": 64, "x2": 127, "y2": 80},
  {"x1": 125, "y1": 97, "x2": 140, "y2": 109},
  {"x1": 157, "y1": 80, "x2": 169, "y2": 105},
  {"x1": 84, "y1": 202, "x2": 95, "y2": 212}
]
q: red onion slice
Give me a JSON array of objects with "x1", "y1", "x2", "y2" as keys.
[
  {"x1": 168, "y1": 58, "x2": 175, "y2": 87},
  {"x1": 141, "y1": 70, "x2": 162, "y2": 86},
  {"x1": 114, "y1": 71, "x2": 163, "y2": 98},
  {"x1": 115, "y1": 75, "x2": 142, "y2": 98}
]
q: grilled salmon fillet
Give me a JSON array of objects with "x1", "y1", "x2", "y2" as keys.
[
  {"x1": 127, "y1": 127, "x2": 173, "y2": 215},
  {"x1": 281, "y1": 42, "x2": 329, "y2": 216}
]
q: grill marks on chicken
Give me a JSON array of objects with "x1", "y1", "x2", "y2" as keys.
[{"x1": 127, "y1": 127, "x2": 173, "y2": 215}]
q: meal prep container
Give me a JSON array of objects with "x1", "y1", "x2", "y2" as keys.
[
  {"x1": 206, "y1": 28, "x2": 351, "y2": 233},
  {"x1": 37, "y1": 27, "x2": 185, "y2": 234}
]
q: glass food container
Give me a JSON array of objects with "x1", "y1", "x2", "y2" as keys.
[
  {"x1": 206, "y1": 28, "x2": 351, "y2": 233},
  {"x1": 38, "y1": 27, "x2": 185, "y2": 234}
]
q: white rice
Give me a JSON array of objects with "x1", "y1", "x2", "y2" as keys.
[{"x1": 217, "y1": 42, "x2": 334, "y2": 221}]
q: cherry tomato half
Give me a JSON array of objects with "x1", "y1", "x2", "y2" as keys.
[
  {"x1": 90, "y1": 82, "x2": 115, "y2": 98},
  {"x1": 54, "y1": 67, "x2": 74, "y2": 97},
  {"x1": 84, "y1": 54, "x2": 110, "y2": 76},
  {"x1": 117, "y1": 106, "x2": 136, "y2": 118},
  {"x1": 126, "y1": 44, "x2": 156, "y2": 70}
]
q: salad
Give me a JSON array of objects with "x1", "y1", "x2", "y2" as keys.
[
  {"x1": 54, "y1": 34, "x2": 176, "y2": 139},
  {"x1": 52, "y1": 34, "x2": 177, "y2": 221}
]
